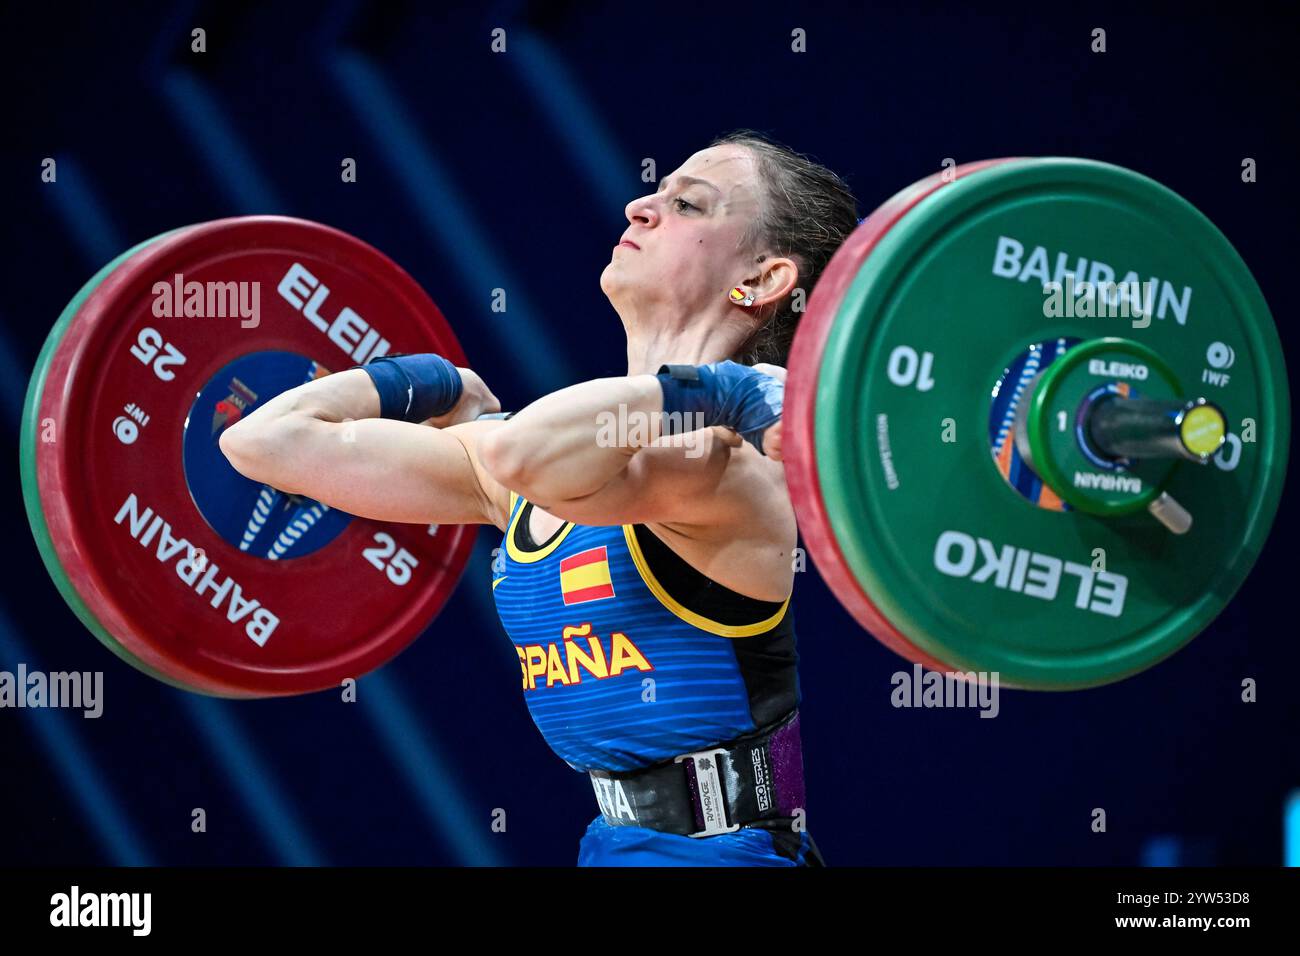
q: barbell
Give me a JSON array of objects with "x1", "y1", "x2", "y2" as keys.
[{"x1": 20, "y1": 158, "x2": 1288, "y2": 695}]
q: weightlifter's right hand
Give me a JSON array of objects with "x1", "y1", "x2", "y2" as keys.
[{"x1": 425, "y1": 367, "x2": 500, "y2": 427}]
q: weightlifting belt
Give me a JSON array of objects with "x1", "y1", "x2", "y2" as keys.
[{"x1": 587, "y1": 710, "x2": 805, "y2": 837}]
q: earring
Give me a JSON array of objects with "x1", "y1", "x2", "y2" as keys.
[{"x1": 728, "y1": 286, "x2": 756, "y2": 307}]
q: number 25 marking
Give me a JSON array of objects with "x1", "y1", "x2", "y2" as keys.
[
  {"x1": 129, "y1": 327, "x2": 187, "y2": 381},
  {"x1": 363, "y1": 532, "x2": 419, "y2": 585}
]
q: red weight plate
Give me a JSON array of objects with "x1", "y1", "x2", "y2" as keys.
[
  {"x1": 33, "y1": 217, "x2": 476, "y2": 697},
  {"x1": 786, "y1": 160, "x2": 1018, "y2": 672},
  {"x1": 23, "y1": 227, "x2": 214, "y2": 692}
]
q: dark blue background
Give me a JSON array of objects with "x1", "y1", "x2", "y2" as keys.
[{"x1": 2, "y1": 1, "x2": 1296, "y2": 866}]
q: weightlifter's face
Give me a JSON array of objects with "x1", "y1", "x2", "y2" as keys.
[{"x1": 603, "y1": 144, "x2": 764, "y2": 325}]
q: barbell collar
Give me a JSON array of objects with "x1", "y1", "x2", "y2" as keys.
[{"x1": 1087, "y1": 396, "x2": 1226, "y2": 463}]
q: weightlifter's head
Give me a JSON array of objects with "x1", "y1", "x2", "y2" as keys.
[{"x1": 602, "y1": 130, "x2": 858, "y2": 372}]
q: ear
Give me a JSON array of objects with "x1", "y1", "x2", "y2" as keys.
[{"x1": 744, "y1": 255, "x2": 799, "y2": 309}]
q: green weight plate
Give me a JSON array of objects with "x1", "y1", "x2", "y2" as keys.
[
  {"x1": 787, "y1": 158, "x2": 1019, "y2": 673},
  {"x1": 20, "y1": 229, "x2": 203, "y2": 693},
  {"x1": 814, "y1": 157, "x2": 1289, "y2": 689}
]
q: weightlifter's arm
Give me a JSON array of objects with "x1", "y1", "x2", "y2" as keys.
[
  {"x1": 476, "y1": 364, "x2": 786, "y2": 530},
  {"x1": 218, "y1": 367, "x2": 514, "y2": 529}
]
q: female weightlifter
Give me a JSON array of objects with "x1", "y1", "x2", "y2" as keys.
[{"x1": 220, "y1": 130, "x2": 858, "y2": 865}]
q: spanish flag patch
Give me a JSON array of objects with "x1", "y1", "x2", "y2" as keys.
[{"x1": 559, "y1": 546, "x2": 616, "y2": 606}]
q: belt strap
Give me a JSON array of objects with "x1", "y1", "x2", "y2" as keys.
[{"x1": 587, "y1": 710, "x2": 805, "y2": 837}]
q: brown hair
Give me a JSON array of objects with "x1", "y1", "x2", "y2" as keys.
[{"x1": 710, "y1": 130, "x2": 859, "y2": 366}]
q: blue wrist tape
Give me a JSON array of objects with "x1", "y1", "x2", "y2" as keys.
[
  {"x1": 655, "y1": 360, "x2": 784, "y2": 454},
  {"x1": 359, "y1": 353, "x2": 463, "y2": 422}
]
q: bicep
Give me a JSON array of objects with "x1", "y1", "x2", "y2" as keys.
[
  {"x1": 539, "y1": 427, "x2": 770, "y2": 530},
  {"x1": 229, "y1": 415, "x2": 510, "y2": 528}
]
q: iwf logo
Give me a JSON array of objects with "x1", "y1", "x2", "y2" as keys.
[
  {"x1": 211, "y1": 377, "x2": 258, "y2": 436},
  {"x1": 112, "y1": 402, "x2": 150, "y2": 445},
  {"x1": 1202, "y1": 341, "x2": 1236, "y2": 388}
]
